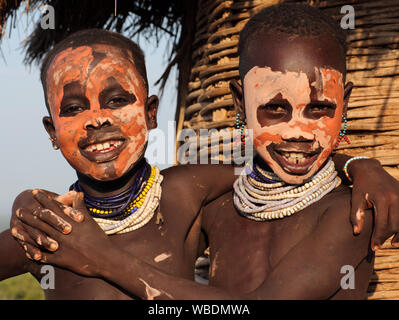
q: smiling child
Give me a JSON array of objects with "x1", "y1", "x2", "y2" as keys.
[{"x1": 0, "y1": 29, "x2": 237, "y2": 299}]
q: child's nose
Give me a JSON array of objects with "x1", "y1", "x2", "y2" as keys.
[
  {"x1": 84, "y1": 116, "x2": 113, "y2": 130},
  {"x1": 282, "y1": 123, "x2": 315, "y2": 141}
]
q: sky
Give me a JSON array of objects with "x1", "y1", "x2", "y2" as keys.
[{"x1": 0, "y1": 9, "x2": 177, "y2": 231}]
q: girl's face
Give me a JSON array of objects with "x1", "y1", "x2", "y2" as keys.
[
  {"x1": 45, "y1": 44, "x2": 150, "y2": 181},
  {"x1": 243, "y1": 66, "x2": 344, "y2": 184}
]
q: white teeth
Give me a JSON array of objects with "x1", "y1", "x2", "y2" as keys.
[
  {"x1": 85, "y1": 140, "x2": 123, "y2": 152},
  {"x1": 282, "y1": 152, "x2": 308, "y2": 164}
]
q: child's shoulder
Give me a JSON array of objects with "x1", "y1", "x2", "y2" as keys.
[
  {"x1": 161, "y1": 164, "x2": 235, "y2": 188},
  {"x1": 321, "y1": 184, "x2": 373, "y2": 236},
  {"x1": 320, "y1": 184, "x2": 352, "y2": 218},
  {"x1": 328, "y1": 184, "x2": 352, "y2": 204},
  {"x1": 161, "y1": 163, "x2": 235, "y2": 177}
]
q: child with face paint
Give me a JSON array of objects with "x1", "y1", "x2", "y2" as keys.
[
  {"x1": 0, "y1": 29, "x2": 239, "y2": 299},
  {"x1": 3, "y1": 6, "x2": 399, "y2": 299},
  {"x1": 196, "y1": 4, "x2": 376, "y2": 299}
]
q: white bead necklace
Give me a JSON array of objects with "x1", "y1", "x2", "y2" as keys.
[
  {"x1": 94, "y1": 166, "x2": 163, "y2": 235},
  {"x1": 233, "y1": 158, "x2": 341, "y2": 221}
]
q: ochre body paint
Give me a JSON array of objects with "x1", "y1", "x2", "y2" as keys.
[
  {"x1": 46, "y1": 44, "x2": 148, "y2": 181},
  {"x1": 244, "y1": 66, "x2": 344, "y2": 184}
]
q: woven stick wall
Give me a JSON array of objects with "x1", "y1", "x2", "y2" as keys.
[{"x1": 181, "y1": 0, "x2": 399, "y2": 299}]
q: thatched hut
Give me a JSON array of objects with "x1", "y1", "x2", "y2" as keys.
[{"x1": 1, "y1": 0, "x2": 399, "y2": 300}]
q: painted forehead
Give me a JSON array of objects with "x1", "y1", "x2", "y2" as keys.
[
  {"x1": 243, "y1": 65, "x2": 343, "y2": 106},
  {"x1": 46, "y1": 44, "x2": 144, "y2": 93}
]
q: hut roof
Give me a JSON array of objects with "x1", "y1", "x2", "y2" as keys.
[{"x1": 0, "y1": 0, "x2": 194, "y2": 88}]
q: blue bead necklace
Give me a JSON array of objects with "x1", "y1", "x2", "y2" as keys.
[{"x1": 71, "y1": 159, "x2": 150, "y2": 220}]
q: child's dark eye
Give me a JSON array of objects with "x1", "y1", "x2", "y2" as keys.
[
  {"x1": 259, "y1": 104, "x2": 287, "y2": 114},
  {"x1": 61, "y1": 104, "x2": 85, "y2": 115},
  {"x1": 307, "y1": 104, "x2": 336, "y2": 118},
  {"x1": 107, "y1": 96, "x2": 129, "y2": 108},
  {"x1": 310, "y1": 105, "x2": 329, "y2": 112},
  {"x1": 256, "y1": 103, "x2": 291, "y2": 126}
]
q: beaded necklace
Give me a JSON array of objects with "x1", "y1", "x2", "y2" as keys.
[
  {"x1": 71, "y1": 159, "x2": 163, "y2": 234},
  {"x1": 233, "y1": 158, "x2": 341, "y2": 221},
  {"x1": 73, "y1": 159, "x2": 150, "y2": 219}
]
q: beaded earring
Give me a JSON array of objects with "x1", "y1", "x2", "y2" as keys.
[
  {"x1": 335, "y1": 114, "x2": 350, "y2": 147},
  {"x1": 235, "y1": 112, "x2": 246, "y2": 146}
]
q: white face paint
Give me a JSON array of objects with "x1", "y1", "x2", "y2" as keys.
[{"x1": 243, "y1": 66, "x2": 344, "y2": 184}]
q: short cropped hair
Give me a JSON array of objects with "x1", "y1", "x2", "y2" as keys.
[
  {"x1": 238, "y1": 3, "x2": 347, "y2": 78},
  {"x1": 41, "y1": 29, "x2": 148, "y2": 112}
]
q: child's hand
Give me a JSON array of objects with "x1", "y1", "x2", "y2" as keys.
[
  {"x1": 10, "y1": 189, "x2": 83, "y2": 260},
  {"x1": 349, "y1": 159, "x2": 399, "y2": 250},
  {"x1": 17, "y1": 191, "x2": 111, "y2": 277}
]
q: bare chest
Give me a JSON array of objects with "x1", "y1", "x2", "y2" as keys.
[{"x1": 207, "y1": 197, "x2": 324, "y2": 294}]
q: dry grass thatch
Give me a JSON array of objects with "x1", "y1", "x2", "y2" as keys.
[{"x1": 0, "y1": 0, "x2": 197, "y2": 96}]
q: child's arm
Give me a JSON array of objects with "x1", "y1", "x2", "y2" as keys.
[
  {"x1": 0, "y1": 229, "x2": 32, "y2": 281},
  {"x1": 331, "y1": 153, "x2": 399, "y2": 249},
  {"x1": 14, "y1": 193, "x2": 238, "y2": 300},
  {"x1": 163, "y1": 164, "x2": 237, "y2": 204}
]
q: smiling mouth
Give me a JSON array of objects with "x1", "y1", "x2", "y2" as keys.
[
  {"x1": 80, "y1": 138, "x2": 126, "y2": 163},
  {"x1": 273, "y1": 149, "x2": 320, "y2": 175},
  {"x1": 84, "y1": 140, "x2": 124, "y2": 153}
]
